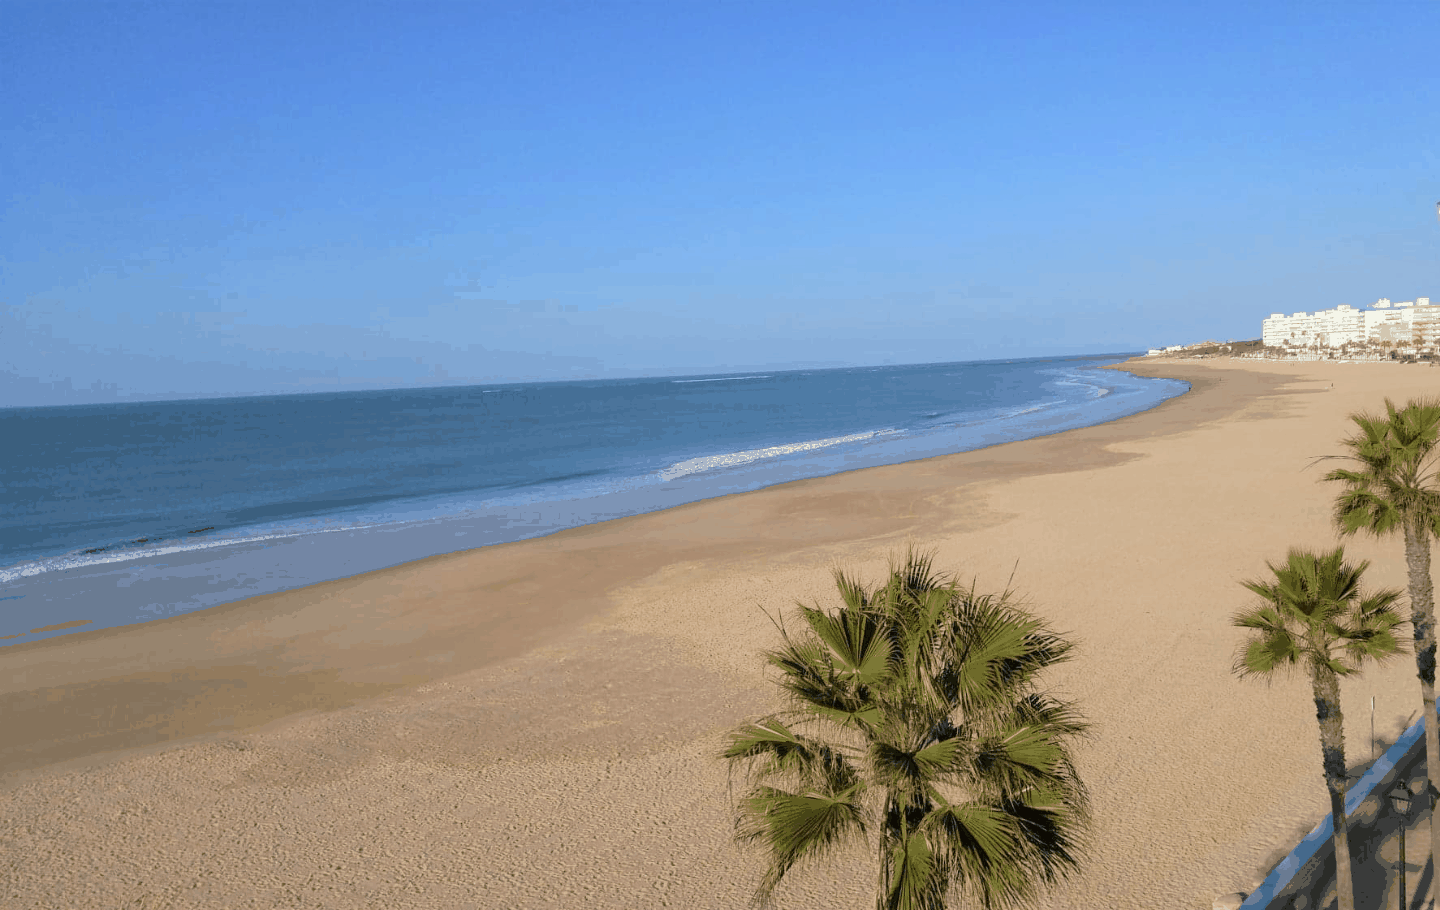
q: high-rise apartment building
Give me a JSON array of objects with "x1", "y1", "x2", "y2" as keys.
[{"x1": 1263, "y1": 297, "x2": 1436, "y2": 350}]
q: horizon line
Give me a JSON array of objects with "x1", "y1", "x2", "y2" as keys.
[{"x1": 0, "y1": 349, "x2": 1152, "y2": 412}]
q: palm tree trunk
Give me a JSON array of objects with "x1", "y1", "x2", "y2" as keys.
[
  {"x1": 879, "y1": 796, "x2": 894, "y2": 910},
  {"x1": 1404, "y1": 522, "x2": 1440, "y2": 908},
  {"x1": 1311, "y1": 664, "x2": 1356, "y2": 910}
]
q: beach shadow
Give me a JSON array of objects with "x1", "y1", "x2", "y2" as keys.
[
  {"x1": 1253, "y1": 718, "x2": 1435, "y2": 910},
  {"x1": 1344, "y1": 770, "x2": 1433, "y2": 910},
  {"x1": 1273, "y1": 787, "x2": 1431, "y2": 910},
  {"x1": 1342, "y1": 724, "x2": 1434, "y2": 910}
]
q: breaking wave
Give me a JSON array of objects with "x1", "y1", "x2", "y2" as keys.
[{"x1": 657, "y1": 429, "x2": 901, "y2": 482}]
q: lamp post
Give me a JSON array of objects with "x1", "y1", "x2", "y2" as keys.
[{"x1": 1389, "y1": 782, "x2": 1413, "y2": 910}]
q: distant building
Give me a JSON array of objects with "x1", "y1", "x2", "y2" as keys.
[{"x1": 1262, "y1": 297, "x2": 1436, "y2": 351}]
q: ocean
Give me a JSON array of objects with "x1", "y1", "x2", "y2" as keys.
[{"x1": 0, "y1": 354, "x2": 1187, "y2": 646}]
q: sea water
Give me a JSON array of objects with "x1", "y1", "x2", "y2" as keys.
[{"x1": 0, "y1": 354, "x2": 1186, "y2": 645}]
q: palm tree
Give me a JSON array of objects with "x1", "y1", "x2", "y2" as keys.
[
  {"x1": 1232, "y1": 547, "x2": 1406, "y2": 910},
  {"x1": 1322, "y1": 396, "x2": 1440, "y2": 900},
  {"x1": 721, "y1": 549, "x2": 1090, "y2": 910}
]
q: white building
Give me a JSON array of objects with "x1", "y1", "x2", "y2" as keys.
[{"x1": 1263, "y1": 297, "x2": 1435, "y2": 351}]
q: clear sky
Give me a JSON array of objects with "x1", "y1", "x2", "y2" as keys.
[{"x1": 4, "y1": 1, "x2": 1439, "y2": 406}]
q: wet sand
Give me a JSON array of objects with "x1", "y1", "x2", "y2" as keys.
[{"x1": 3, "y1": 356, "x2": 1437, "y2": 909}]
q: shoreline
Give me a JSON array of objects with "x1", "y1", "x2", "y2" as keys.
[
  {"x1": 0, "y1": 358, "x2": 1218, "y2": 781},
  {"x1": 0, "y1": 355, "x2": 1180, "y2": 649},
  {"x1": 5, "y1": 354, "x2": 1423, "y2": 909}
]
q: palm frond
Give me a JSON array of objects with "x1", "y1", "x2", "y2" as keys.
[
  {"x1": 798, "y1": 602, "x2": 895, "y2": 688},
  {"x1": 1005, "y1": 692, "x2": 1092, "y2": 740},
  {"x1": 923, "y1": 800, "x2": 1040, "y2": 910},
  {"x1": 944, "y1": 598, "x2": 1063, "y2": 718},
  {"x1": 831, "y1": 567, "x2": 871, "y2": 613},
  {"x1": 981, "y1": 724, "x2": 1065, "y2": 787},
  {"x1": 736, "y1": 785, "x2": 868, "y2": 905},
  {"x1": 887, "y1": 545, "x2": 950, "y2": 600},
  {"x1": 1336, "y1": 586, "x2": 1409, "y2": 666},
  {"x1": 765, "y1": 630, "x2": 882, "y2": 728},
  {"x1": 1321, "y1": 654, "x2": 1356, "y2": 677},
  {"x1": 722, "y1": 716, "x2": 805, "y2": 761},
  {"x1": 722, "y1": 716, "x2": 862, "y2": 794},
  {"x1": 913, "y1": 737, "x2": 963, "y2": 777},
  {"x1": 924, "y1": 800, "x2": 1018, "y2": 871},
  {"x1": 1002, "y1": 787, "x2": 1087, "y2": 883},
  {"x1": 869, "y1": 739, "x2": 926, "y2": 797},
  {"x1": 1232, "y1": 628, "x2": 1303, "y2": 680},
  {"x1": 885, "y1": 829, "x2": 942, "y2": 910},
  {"x1": 1231, "y1": 602, "x2": 1288, "y2": 633},
  {"x1": 901, "y1": 587, "x2": 961, "y2": 684}
]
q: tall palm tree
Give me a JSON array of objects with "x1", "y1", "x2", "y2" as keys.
[
  {"x1": 721, "y1": 549, "x2": 1091, "y2": 910},
  {"x1": 1232, "y1": 547, "x2": 1406, "y2": 910},
  {"x1": 1322, "y1": 396, "x2": 1440, "y2": 898}
]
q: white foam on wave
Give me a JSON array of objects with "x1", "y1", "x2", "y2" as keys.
[
  {"x1": 1047, "y1": 370, "x2": 1115, "y2": 400},
  {"x1": 0, "y1": 521, "x2": 386, "y2": 585},
  {"x1": 1006, "y1": 402, "x2": 1053, "y2": 418},
  {"x1": 671, "y1": 375, "x2": 772, "y2": 384},
  {"x1": 658, "y1": 429, "x2": 901, "y2": 482},
  {"x1": 1052, "y1": 382, "x2": 1112, "y2": 400}
]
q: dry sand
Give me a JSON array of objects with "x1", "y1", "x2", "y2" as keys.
[{"x1": 3, "y1": 356, "x2": 1439, "y2": 909}]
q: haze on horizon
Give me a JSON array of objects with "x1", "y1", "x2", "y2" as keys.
[{"x1": 3, "y1": 2, "x2": 1439, "y2": 408}]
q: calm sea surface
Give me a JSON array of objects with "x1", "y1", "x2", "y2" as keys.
[{"x1": 0, "y1": 354, "x2": 1186, "y2": 645}]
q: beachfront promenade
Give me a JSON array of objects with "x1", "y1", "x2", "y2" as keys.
[{"x1": 1241, "y1": 710, "x2": 1437, "y2": 910}]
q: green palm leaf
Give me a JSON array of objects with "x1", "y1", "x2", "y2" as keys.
[
  {"x1": 924, "y1": 800, "x2": 1045, "y2": 910},
  {"x1": 799, "y1": 602, "x2": 895, "y2": 687},
  {"x1": 914, "y1": 738, "x2": 963, "y2": 776},
  {"x1": 723, "y1": 548, "x2": 1090, "y2": 909},
  {"x1": 985, "y1": 725, "x2": 1063, "y2": 783},
  {"x1": 765, "y1": 634, "x2": 885, "y2": 728},
  {"x1": 925, "y1": 800, "x2": 1018, "y2": 868},
  {"x1": 736, "y1": 785, "x2": 867, "y2": 904},
  {"x1": 886, "y1": 829, "x2": 942, "y2": 910},
  {"x1": 722, "y1": 717, "x2": 859, "y2": 790},
  {"x1": 869, "y1": 739, "x2": 924, "y2": 794}
]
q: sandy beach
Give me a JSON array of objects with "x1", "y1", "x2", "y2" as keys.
[{"x1": 3, "y1": 356, "x2": 1439, "y2": 909}]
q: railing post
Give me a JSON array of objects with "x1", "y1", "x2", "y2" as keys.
[{"x1": 1397, "y1": 821, "x2": 1406, "y2": 910}]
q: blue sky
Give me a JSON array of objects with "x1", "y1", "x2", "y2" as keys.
[{"x1": 4, "y1": 2, "x2": 1439, "y2": 406}]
